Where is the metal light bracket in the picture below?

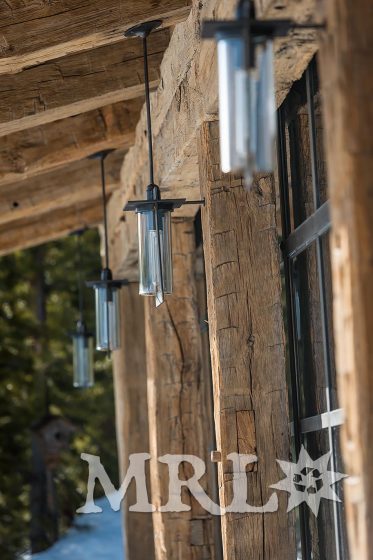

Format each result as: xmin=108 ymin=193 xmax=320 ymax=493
xmin=86 ymin=267 xmax=128 ymax=290
xmin=202 ymin=19 xmax=325 ymax=40
xmin=123 ymin=183 xmax=204 ymax=213
xmin=70 ymin=320 xmax=93 ymax=339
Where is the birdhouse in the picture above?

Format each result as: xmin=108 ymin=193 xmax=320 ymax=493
xmin=32 ymin=415 xmax=76 ymax=469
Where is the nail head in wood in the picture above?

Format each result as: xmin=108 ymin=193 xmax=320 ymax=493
xmin=211 ymin=450 xmax=222 ymax=463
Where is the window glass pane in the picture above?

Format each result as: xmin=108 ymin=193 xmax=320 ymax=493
xmin=292 ymin=242 xmax=327 ymax=417
xmin=311 ymin=61 xmax=329 ymax=207
xmin=332 ymin=427 xmax=350 ymax=560
xmin=302 ymin=429 xmax=346 ymax=560
xmin=301 ymin=428 xmax=349 ymax=560
xmin=320 ymin=233 xmax=339 ymax=410
xmin=282 ymin=75 xmax=315 ymax=230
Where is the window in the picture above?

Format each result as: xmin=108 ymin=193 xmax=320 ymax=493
xmin=277 ymin=58 xmax=349 ymax=560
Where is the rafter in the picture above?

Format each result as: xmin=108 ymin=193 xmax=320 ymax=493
xmin=0 ymin=30 xmax=169 ymax=137
xmin=0 ymin=1 xmax=191 ymax=75
xmin=0 ymin=199 xmax=105 ymax=257
xmin=0 ymin=99 xmax=142 ymax=186
xmin=0 ymin=150 xmax=124 ymax=227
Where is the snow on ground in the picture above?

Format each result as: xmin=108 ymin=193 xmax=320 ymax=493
xmin=27 ymin=497 xmax=124 ymax=559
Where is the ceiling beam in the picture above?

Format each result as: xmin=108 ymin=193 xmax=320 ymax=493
xmin=0 ymin=150 xmax=124 ymax=227
xmin=0 ymin=99 xmax=142 ymax=187
xmin=0 ymin=199 xmax=105 ymax=257
xmin=0 ymin=30 xmax=169 ymax=137
xmin=0 ymin=1 xmax=191 ymax=75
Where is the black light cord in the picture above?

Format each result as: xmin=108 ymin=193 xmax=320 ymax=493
xmin=100 ymin=155 xmax=110 ymax=270
xmin=76 ymin=232 xmax=84 ymax=323
xmin=143 ymin=35 xmax=155 ymax=187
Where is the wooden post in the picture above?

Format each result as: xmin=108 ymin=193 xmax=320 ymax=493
xmin=198 ymin=121 xmax=295 ymax=559
xmin=145 ymin=217 xmax=216 ymax=560
xmin=319 ymin=1 xmax=373 ymax=557
xmin=112 ymin=283 xmax=155 ymax=560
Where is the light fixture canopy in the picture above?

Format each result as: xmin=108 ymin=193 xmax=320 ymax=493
xmin=86 ymin=150 xmax=128 ymax=351
xmin=123 ymin=21 xmax=203 ymax=307
xmin=202 ymin=0 xmax=324 ymax=187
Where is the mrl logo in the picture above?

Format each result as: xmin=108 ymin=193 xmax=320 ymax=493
xmin=77 ymin=446 xmax=347 ymax=517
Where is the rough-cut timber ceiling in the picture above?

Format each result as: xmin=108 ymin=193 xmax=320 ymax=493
xmin=0 ymin=150 xmax=124 ymax=227
xmin=0 ymin=199 xmax=105 ymax=256
xmin=106 ymin=0 xmax=322 ymax=277
xmin=0 ymin=1 xmax=191 ymax=256
xmin=0 ymin=31 xmax=169 ymax=137
xmin=0 ymin=0 xmax=322 ymax=259
xmin=0 ymin=1 xmax=191 ymax=74
xmin=0 ymin=99 xmax=142 ymax=187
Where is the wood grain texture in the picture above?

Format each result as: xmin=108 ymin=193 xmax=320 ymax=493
xmin=0 ymin=198 xmax=104 ymax=256
xmin=0 ymin=150 xmax=124 ymax=226
xmin=145 ymin=218 xmax=216 ymax=560
xmin=319 ymin=0 xmax=373 ymax=558
xmin=0 ymin=30 xmax=169 ymax=137
xmin=198 ymin=120 xmax=295 ymax=559
xmin=0 ymin=1 xmax=191 ymax=74
xmin=0 ymin=99 xmax=142 ymax=187
xmin=112 ymin=284 xmax=155 ymax=560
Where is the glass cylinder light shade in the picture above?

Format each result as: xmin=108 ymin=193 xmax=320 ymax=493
xmin=94 ymin=285 xmax=121 ymax=351
xmin=138 ymin=208 xmax=172 ymax=306
xmin=216 ymin=32 xmax=276 ymax=181
xmin=256 ymin=40 xmax=276 ymax=172
xmin=217 ymin=31 xmax=250 ymax=174
xmin=72 ymin=323 xmax=94 ymax=388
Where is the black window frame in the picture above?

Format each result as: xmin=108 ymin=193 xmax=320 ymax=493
xmin=277 ymin=59 xmax=347 ymax=560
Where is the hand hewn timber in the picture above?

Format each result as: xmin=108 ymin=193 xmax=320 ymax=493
xmin=0 ymin=199 xmax=104 ymax=256
xmin=112 ymin=285 xmax=155 ymax=560
xmin=0 ymin=99 xmax=142 ymax=187
xmin=145 ymin=218 xmax=216 ymax=559
xmin=319 ymin=0 xmax=373 ymax=558
xmin=198 ymin=120 xmax=295 ymax=559
xmin=0 ymin=31 xmax=169 ymax=137
xmin=108 ymin=0 xmax=323 ymax=277
xmin=0 ymin=150 xmax=124 ymax=227
xmin=0 ymin=1 xmax=191 ymax=75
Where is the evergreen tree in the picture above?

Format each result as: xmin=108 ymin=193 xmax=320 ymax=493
xmin=0 ymin=229 xmax=119 ymax=559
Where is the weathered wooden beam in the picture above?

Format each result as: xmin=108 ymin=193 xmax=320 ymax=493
xmin=145 ymin=218 xmax=216 ymax=559
xmin=0 ymin=1 xmax=191 ymax=75
xmin=112 ymin=284 xmax=155 ymax=560
xmin=198 ymin=120 xmax=295 ymax=559
xmin=108 ymin=0 xmax=322 ymax=277
xmin=0 ymin=150 xmax=124 ymax=227
xmin=0 ymin=99 xmax=142 ymax=186
xmin=0 ymin=30 xmax=169 ymax=137
xmin=319 ymin=0 xmax=373 ymax=558
xmin=0 ymin=199 xmax=104 ymax=256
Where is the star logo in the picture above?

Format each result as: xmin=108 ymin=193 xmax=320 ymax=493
xmin=270 ymin=446 xmax=347 ymax=516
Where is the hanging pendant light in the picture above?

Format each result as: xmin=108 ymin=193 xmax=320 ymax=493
xmin=123 ymin=21 xmax=203 ymax=307
xmin=71 ymin=230 xmax=94 ymax=388
xmin=202 ymin=0 xmax=324 ymax=187
xmin=72 ymin=321 xmax=94 ymax=388
xmin=86 ymin=151 xmax=128 ymax=351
